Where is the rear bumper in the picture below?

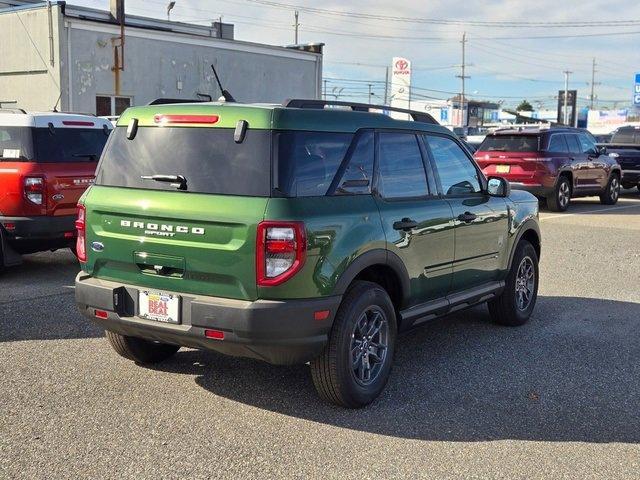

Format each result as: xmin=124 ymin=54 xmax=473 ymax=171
xmin=621 ymin=169 xmax=640 ymax=186
xmin=0 ymin=215 xmax=76 ymax=239
xmin=508 ymin=183 xmax=553 ymax=198
xmin=75 ymin=273 xmax=341 ymax=365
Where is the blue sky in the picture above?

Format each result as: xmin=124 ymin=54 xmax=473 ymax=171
xmin=77 ymin=0 xmax=640 ymax=109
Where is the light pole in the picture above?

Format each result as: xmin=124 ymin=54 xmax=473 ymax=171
xmin=167 ymin=1 xmax=176 ymax=21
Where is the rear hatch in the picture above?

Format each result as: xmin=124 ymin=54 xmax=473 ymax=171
xmin=0 ymin=123 xmax=107 ymax=217
xmin=82 ymin=105 xmax=273 ymax=301
xmin=474 ymin=134 xmax=544 ymax=182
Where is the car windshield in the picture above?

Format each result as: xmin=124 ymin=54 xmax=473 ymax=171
xmin=478 ymin=135 xmax=539 ymax=152
xmin=33 ymin=127 xmax=110 ymax=163
xmin=96 ymin=126 xmax=272 ymax=196
xmin=0 ymin=126 xmax=34 ymax=161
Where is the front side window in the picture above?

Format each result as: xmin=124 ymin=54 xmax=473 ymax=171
xmin=377 ymin=133 xmax=428 ymax=199
xmin=577 ymin=132 xmax=597 ymax=154
xmin=547 ymin=134 xmax=569 ymax=153
xmin=425 ymin=135 xmax=481 ymax=196
xmin=276 ymin=131 xmax=353 ymax=197
xmin=565 ymin=134 xmax=582 ymax=154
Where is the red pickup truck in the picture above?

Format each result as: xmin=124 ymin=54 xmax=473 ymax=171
xmin=0 ymin=110 xmax=112 ymax=269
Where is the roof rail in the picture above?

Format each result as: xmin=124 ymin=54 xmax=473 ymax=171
xmin=283 ymin=99 xmax=439 ymax=125
xmin=0 ymin=107 xmax=27 ymax=114
xmin=147 ymin=98 xmax=208 ymax=105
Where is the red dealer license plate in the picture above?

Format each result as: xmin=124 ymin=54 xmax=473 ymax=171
xmin=139 ymin=291 xmax=181 ymax=324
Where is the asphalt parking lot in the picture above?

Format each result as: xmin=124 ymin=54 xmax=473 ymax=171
xmin=1 ymin=192 xmax=639 ymax=479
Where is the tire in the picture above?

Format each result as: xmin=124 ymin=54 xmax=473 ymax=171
xmin=105 ymin=330 xmax=180 ymax=364
xmin=310 ymin=281 xmax=397 ymax=408
xmin=488 ymin=240 xmax=539 ymax=327
xmin=546 ymin=176 xmax=571 ymax=212
xmin=599 ymin=173 xmax=620 ymax=205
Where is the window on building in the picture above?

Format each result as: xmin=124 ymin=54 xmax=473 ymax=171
xmin=96 ymin=95 xmax=132 ymax=116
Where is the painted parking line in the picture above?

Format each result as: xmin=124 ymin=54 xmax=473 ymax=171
xmin=540 ymin=202 xmax=640 ymax=221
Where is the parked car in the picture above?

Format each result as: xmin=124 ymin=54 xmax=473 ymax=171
xmin=75 ymin=99 xmax=541 ymax=408
xmin=474 ymin=126 xmax=621 ymax=212
xmin=604 ymin=126 xmax=640 ymax=192
xmin=0 ymin=110 xmax=112 ymax=269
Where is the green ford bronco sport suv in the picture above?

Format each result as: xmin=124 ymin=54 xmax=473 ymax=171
xmin=75 ymin=99 xmax=541 ymax=408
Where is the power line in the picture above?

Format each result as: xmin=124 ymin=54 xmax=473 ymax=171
xmin=242 ymin=0 xmax=640 ymax=28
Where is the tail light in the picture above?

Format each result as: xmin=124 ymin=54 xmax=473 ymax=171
xmin=75 ymin=204 xmax=87 ymax=263
xmin=24 ymin=176 xmax=45 ymax=205
xmin=256 ymin=221 xmax=306 ymax=286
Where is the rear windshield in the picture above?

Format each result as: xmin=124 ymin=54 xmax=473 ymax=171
xmin=611 ymin=128 xmax=640 ymax=144
xmin=33 ymin=128 xmax=109 ymax=163
xmin=0 ymin=126 xmax=34 ymax=160
xmin=96 ymin=127 xmax=271 ymax=196
xmin=478 ymin=135 xmax=539 ymax=152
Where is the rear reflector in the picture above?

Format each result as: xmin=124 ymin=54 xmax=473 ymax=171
xmin=314 ymin=310 xmax=330 ymax=321
xmin=154 ymin=114 xmax=220 ymax=125
xmin=94 ymin=309 xmax=108 ymax=319
xmin=2 ymin=222 xmax=15 ymax=232
xmin=64 ymin=231 xmax=75 ymax=238
xmin=63 ymin=120 xmax=95 ymax=126
xmin=204 ymin=329 xmax=225 ymax=340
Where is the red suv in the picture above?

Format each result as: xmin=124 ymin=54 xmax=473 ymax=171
xmin=0 ymin=110 xmax=112 ymax=269
xmin=474 ymin=126 xmax=621 ymax=212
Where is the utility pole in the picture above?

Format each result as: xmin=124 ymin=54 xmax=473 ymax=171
xmin=563 ymin=70 xmax=572 ymax=125
xmin=323 ymin=79 xmax=327 ymax=100
xmin=293 ymin=10 xmax=299 ymax=44
xmin=383 ymin=66 xmax=389 ymax=106
xmin=589 ymin=58 xmax=598 ymax=110
xmin=455 ymin=32 xmax=470 ymax=127
xmin=368 ymin=83 xmax=373 ymax=102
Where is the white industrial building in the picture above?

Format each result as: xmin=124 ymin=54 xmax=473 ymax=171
xmin=0 ymin=0 xmax=323 ymax=115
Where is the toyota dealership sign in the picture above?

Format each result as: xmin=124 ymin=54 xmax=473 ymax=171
xmin=390 ymin=57 xmax=412 ymax=119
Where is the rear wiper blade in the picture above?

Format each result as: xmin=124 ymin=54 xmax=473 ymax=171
xmin=141 ymin=174 xmax=188 ymax=190
xmin=72 ymin=153 xmax=99 ymax=160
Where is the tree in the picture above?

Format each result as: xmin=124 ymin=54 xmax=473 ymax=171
xmin=516 ymin=100 xmax=534 ymax=112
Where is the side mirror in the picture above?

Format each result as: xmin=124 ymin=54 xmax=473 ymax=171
xmin=596 ymin=145 xmax=607 ymax=155
xmin=487 ymin=176 xmax=510 ymax=197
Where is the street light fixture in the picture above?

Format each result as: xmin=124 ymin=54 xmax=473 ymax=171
xmin=167 ymin=1 xmax=176 ymax=21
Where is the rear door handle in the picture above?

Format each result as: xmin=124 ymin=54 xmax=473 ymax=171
xmin=457 ymin=212 xmax=477 ymax=223
xmin=393 ymin=218 xmax=418 ymax=231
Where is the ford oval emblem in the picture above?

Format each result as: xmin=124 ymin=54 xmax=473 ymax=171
xmin=91 ymin=241 xmax=104 ymax=252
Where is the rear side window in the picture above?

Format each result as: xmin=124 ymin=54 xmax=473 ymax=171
xmin=96 ymin=127 xmax=271 ymax=196
xmin=334 ymin=132 xmax=374 ymax=195
xmin=276 ymin=131 xmax=353 ymax=197
xmin=33 ymin=128 xmax=109 ymax=163
xmin=547 ymin=134 xmax=569 ymax=153
xmin=0 ymin=127 xmax=34 ymax=160
xmin=611 ymin=128 xmax=639 ymax=144
xmin=478 ymin=135 xmax=539 ymax=152
xmin=377 ymin=133 xmax=428 ymax=199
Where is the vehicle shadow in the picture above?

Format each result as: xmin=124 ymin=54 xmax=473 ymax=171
xmin=153 ymin=295 xmax=640 ymax=443
xmin=0 ymin=250 xmax=102 ymax=342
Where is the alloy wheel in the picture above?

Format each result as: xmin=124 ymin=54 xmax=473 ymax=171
xmin=350 ymin=306 xmax=389 ymax=386
xmin=558 ymin=181 xmax=570 ymax=209
xmin=515 ymin=256 xmax=535 ymax=311
xmin=610 ymin=177 xmax=620 ymax=202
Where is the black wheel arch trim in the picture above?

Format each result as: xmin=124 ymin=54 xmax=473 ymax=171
xmin=507 ymin=220 xmax=541 ymax=271
xmin=332 ymin=249 xmax=411 ymax=307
